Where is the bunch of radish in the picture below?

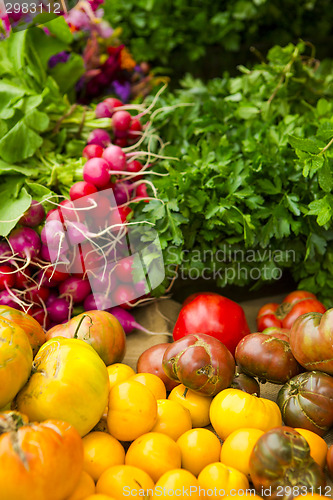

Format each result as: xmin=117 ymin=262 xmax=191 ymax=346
xmin=0 ymin=96 xmax=159 ymax=333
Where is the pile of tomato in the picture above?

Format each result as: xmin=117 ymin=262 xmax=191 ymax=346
xmin=0 ymin=289 xmax=332 ymax=500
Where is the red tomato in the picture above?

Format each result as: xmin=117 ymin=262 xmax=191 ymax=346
xmin=137 ymin=343 xmax=179 ymax=392
xmin=256 ymin=290 xmax=326 ymax=331
xmin=173 ymin=292 xmax=250 ymax=355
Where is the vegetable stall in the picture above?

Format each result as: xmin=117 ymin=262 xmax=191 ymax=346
xmin=0 ymin=1 xmax=333 ymax=499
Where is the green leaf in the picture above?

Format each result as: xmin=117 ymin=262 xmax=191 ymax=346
xmin=318 ymin=161 xmax=333 ymax=193
xmin=49 ymin=54 xmax=85 ymax=94
xmin=236 ymin=106 xmax=259 ymax=120
xmin=0 ymin=120 xmax=43 ymax=162
xmin=0 ymin=177 xmax=32 ymax=236
xmin=8 ymin=30 xmax=27 ymax=73
xmin=24 ymin=109 xmax=50 ymax=132
xmin=0 ymin=81 xmax=27 ymax=120
xmin=288 ymin=135 xmax=321 ymax=154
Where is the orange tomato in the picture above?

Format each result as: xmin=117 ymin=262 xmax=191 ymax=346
xmin=220 ymin=428 xmax=265 ymax=477
xmin=151 ymin=399 xmax=192 ymax=440
xmin=125 ymin=432 xmax=181 ymax=482
xmin=176 ymin=428 xmax=221 ymax=476
xmin=84 ymin=496 xmax=117 ymax=500
xmin=96 ymin=465 xmax=154 ymax=500
xmin=0 ymin=305 xmax=45 ymax=356
xmin=83 ymin=431 xmax=125 ymax=482
xmin=294 ymin=496 xmax=327 ymax=500
xmin=168 ymin=384 xmax=212 ymax=427
xmin=107 ymin=380 xmax=157 ymax=441
xmin=128 ymin=373 xmax=167 ymax=399
xmin=198 ymin=462 xmax=249 ymax=500
xmin=67 ymin=471 xmax=95 ymax=500
xmin=0 ymin=317 xmax=33 ymax=408
xmin=154 ymin=469 xmax=200 ymax=500
xmin=294 ymin=428 xmax=328 ymax=468
xmin=0 ymin=412 xmax=83 ymax=500
xmin=107 ymin=364 xmax=135 ymax=391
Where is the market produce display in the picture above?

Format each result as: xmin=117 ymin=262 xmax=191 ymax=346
xmin=1 ymin=2 xmax=333 ymax=499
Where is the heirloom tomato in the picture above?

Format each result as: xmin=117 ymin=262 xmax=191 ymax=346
xmin=277 ymin=371 xmax=333 ymax=436
xmin=289 ymin=309 xmax=333 ymax=374
xmin=210 ymin=388 xmax=282 ymax=440
xmin=0 ymin=305 xmax=45 ymax=355
xmin=249 ymin=427 xmax=326 ymax=499
xmin=198 ymin=463 xmax=249 ymax=500
xmin=173 ymin=292 xmax=250 ymax=355
xmin=137 ymin=343 xmax=179 ymax=391
xmin=294 ymin=428 xmax=327 ymax=468
xmin=256 ymin=290 xmax=326 ymax=331
xmin=231 ymin=371 xmax=260 ymax=396
xmin=151 ymin=399 xmax=192 ymax=441
xmin=67 ymin=471 xmax=95 ymax=500
xmin=107 ymin=363 xmax=135 ymax=391
xmin=46 ymin=310 xmax=126 ymax=366
xmin=128 ymin=373 xmax=167 ymax=400
xmin=0 ymin=411 xmax=83 ymax=500
xmin=16 ymin=337 xmax=109 ymax=436
xmin=0 ymin=317 xmax=33 ymax=408
xmin=176 ymin=428 xmax=221 ymax=476
xmin=163 ymin=333 xmax=235 ymax=396
xmin=154 ymin=469 xmax=200 ymax=500
xmin=220 ymin=428 xmax=265 ymax=477
xmin=327 ymin=445 xmax=333 ymax=479
xmin=96 ymin=465 xmax=154 ymax=499
xmin=82 ymin=431 xmax=125 ymax=482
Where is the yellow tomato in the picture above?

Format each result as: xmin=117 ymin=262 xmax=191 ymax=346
xmin=155 ymin=469 xmax=200 ymax=500
xmin=16 ymin=338 xmax=109 ymax=437
xmin=151 ymin=399 xmax=192 ymax=440
xmin=83 ymin=431 xmax=125 ymax=482
xmin=96 ymin=465 xmax=154 ymax=500
xmin=128 ymin=373 xmax=167 ymax=400
xmin=220 ymin=428 xmax=265 ymax=477
xmin=224 ymin=495 xmax=262 ymax=500
xmin=168 ymin=385 xmax=212 ymax=427
xmin=107 ymin=380 xmax=157 ymax=441
xmin=210 ymin=388 xmax=282 ymax=440
xmin=125 ymin=432 xmax=181 ymax=482
xmin=176 ymin=428 xmax=221 ymax=477
xmin=198 ymin=462 xmax=249 ymax=500
xmin=0 ymin=318 xmax=33 ymax=408
xmin=294 ymin=428 xmax=328 ymax=468
xmin=67 ymin=471 xmax=95 ymax=500
xmin=107 ymin=364 xmax=135 ymax=391
xmin=294 ymin=495 xmax=326 ymax=500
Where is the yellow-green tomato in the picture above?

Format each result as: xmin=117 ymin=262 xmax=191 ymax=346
xmin=0 ymin=317 xmax=33 ymax=408
xmin=16 ymin=337 xmax=109 ymax=436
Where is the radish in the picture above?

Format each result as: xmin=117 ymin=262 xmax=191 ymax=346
xmin=87 ymin=129 xmax=111 ymax=148
xmin=70 ymin=181 xmax=98 ymax=201
xmin=30 ymin=307 xmax=50 ymax=329
xmin=103 ymin=97 xmax=123 ymax=114
xmin=86 ymin=194 xmax=110 ymax=219
xmin=126 ymin=160 xmax=143 ymax=180
xmin=59 ymin=200 xmax=82 ymax=223
xmin=25 ymin=285 xmax=50 ymax=305
xmin=66 ymin=221 xmax=88 ymax=245
xmin=41 ymin=220 xmax=68 ymax=251
xmin=59 ymin=276 xmax=91 ymax=304
xmin=9 ymin=227 xmax=41 ymax=261
xmin=15 ymin=268 xmax=31 ymax=289
xmin=128 ymin=119 xmax=142 ymax=141
xmin=83 ymin=292 xmax=112 ymax=311
xmin=0 ymin=265 xmax=16 ymax=290
xmin=46 ymin=209 xmax=62 ymax=223
xmin=46 ymin=290 xmax=58 ymax=306
xmin=95 ymin=101 xmax=113 ymax=119
xmin=0 ymin=241 xmax=11 ymax=259
xmin=0 ymin=290 xmax=21 ymax=309
xmin=113 ymin=257 xmax=134 ymax=283
xmin=114 ymin=137 xmax=128 ymax=148
xmin=112 ymin=283 xmax=136 ymax=306
xmin=112 ymin=110 xmax=132 ymax=135
xmin=108 ymin=306 xmax=167 ymax=336
xmin=83 ymin=158 xmax=111 ymax=189
xmin=102 ymin=145 xmax=127 ymax=171
xmin=118 ymin=206 xmax=132 ymax=223
xmin=136 ymin=183 xmax=148 ymax=198
xmin=47 ymin=297 xmax=72 ymax=322
xmin=19 ymin=200 xmax=45 ymax=228
xmin=82 ymin=144 xmax=104 ymax=159
xmin=113 ymin=182 xmax=132 ymax=205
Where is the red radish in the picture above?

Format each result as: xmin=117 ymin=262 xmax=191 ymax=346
xmin=66 ymin=221 xmax=88 ymax=245
xmin=87 ymin=129 xmax=111 ymax=148
xmin=88 ymin=195 xmax=110 ymax=219
xmin=108 ymin=209 xmax=123 ymax=233
xmin=59 ymin=200 xmax=83 ymax=223
xmin=68 ymin=242 xmax=101 ymax=276
xmin=37 ymin=271 xmax=62 ymax=289
xmin=0 ymin=290 xmax=21 ymax=309
xmin=83 ymin=292 xmax=112 ymax=311
xmin=126 ymin=160 xmax=143 ymax=180
xmin=95 ymin=101 xmax=113 ymax=119
xmin=0 ymin=265 xmax=16 ymax=290
xmin=19 ymin=200 xmax=45 ymax=227
xmin=15 ymin=267 xmax=31 ymax=289
xmin=39 ymin=265 xmax=69 ymax=285
xmin=47 ymin=297 xmax=72 ymax=322
xmin=25 ymin=285 xmax=50 ymax=305
xmin=46 ymin=209 xmax=62 ymax=223
xmin=70 ymin=181 xmax=98 ymax=201
xmin=9 ymin=227 xmax=41 ymax=261
xmin=46 ymin=289 xmax=58 ymax=306
xmin=0 ymin=241 xmax=11 ymax=260
xmin=30 ymin=307 xmax=50 ymax=329
xmin=103 ymin=97 xmax=123 ymax=114
xmin=112 ymin=283 xmax=136 ymax=306
xmin=108 ymin=306 xmax=160 ymax=336
xmin=112 ymin=110 xmax=131 ymax=134
xmin=113 ymin=182 xmax=132 ymax=205
xmin=59 ymin=276 xmax=91 ymax=304
xmin=41 ymin=220 xmax=68 ymax=251
xmin=102 ymin=145 xmax=127 ymax=171
xmin=118 ymin=206 xmax=132 ymax=223
xmin=82 ymin=144 xmax=104 ymax=160
xmin=128 ymin=119 xmax=142 ymax=141
xmin=114 ymin=137 xmax=128 ymax=148
xmin=83 ymin=158 xmax=111 ymax=189
xmin=99 ymin=180 xmax=115 ymax=191
xmin=173 ymin=292 xmax=250 ymax=356
xmin=40 ymin=244 xmax=69 ymax=265
xmin=136 ymin=183 xmax=148 ymax=198
xmin=114 ymin=258 xmax=134 ymax=283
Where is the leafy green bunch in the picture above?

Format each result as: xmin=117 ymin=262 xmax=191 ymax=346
xmin=136 ymin=43 xmax=333 ymax=303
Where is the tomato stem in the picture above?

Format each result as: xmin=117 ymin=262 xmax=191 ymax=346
xmin=73 ymin=314 xmax=93 ymax=339
xmin=183 ymin=387 xmax=189 ymax=398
